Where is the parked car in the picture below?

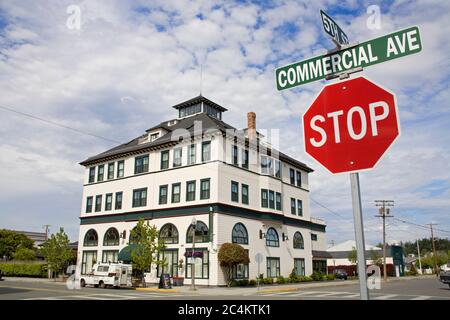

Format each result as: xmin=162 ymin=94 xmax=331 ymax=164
xmin=333 ymin=269 xmax=348 ymax=280
xmin=439 ymin=271 xmax=450 ymax=288
xmin=80 ymin=263 xmax=132 ymax=289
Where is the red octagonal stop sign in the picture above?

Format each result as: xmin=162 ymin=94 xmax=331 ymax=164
xmin=302 ymin=77 xmax=400 ymax=174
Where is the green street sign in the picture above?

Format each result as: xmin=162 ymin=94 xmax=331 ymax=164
xmin=276 ymin=26 xmax=422 ymax=91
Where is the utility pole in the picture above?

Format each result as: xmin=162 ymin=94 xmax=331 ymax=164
xmin=416 ymin=238 xmax=422 ymax=274
xmin=427 ymin=223 xmax=439 ymax=276
xmin=375 ymin=200 xmax=394 ymax=281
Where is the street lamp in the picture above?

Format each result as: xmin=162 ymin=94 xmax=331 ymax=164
xmin=190 ymin=217 xmax=197 ymax=291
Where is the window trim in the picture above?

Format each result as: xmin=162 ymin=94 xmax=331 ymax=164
xmin=134 ymin=154 xmax=149 ymax=174
xmin=159 ymin=185 xmax=168 ymax=205
xmin=159 ymin=223 xmax=179 ymax=244
xmin=105 ymin=193 xmax=113 ymax=211
xmin=188 ymin=143 xmax=196 ymax=165
xmin=201 ymin=141 xmax=211 ymax=162
xmin=160 ymin=150 xmax=169 ymax=170
xmin=297 ymin=199 xmax=303 ymax=216
xmin=95 ymin=195 xmax=102 ymax=212
xmin=115 ymin=192 xmax=123 ymax=210
xmin=185 ymin=247 xmax=209 ymax=279
xmin=293 ymin=231 xmax=305 ymax=249
xmin=132 ymin=187 xmax=148 ymax=208
xmin=173 ymin=147 xmax=182 ymax=167
xmin=89 ymin=167 xmax=95 ymax=183
xmin=268 ymin=190 xmax=275 ymax=209
xmin=290 ymin=198 xmax=296 ymax=215
xmin=107 ymin=162 xmax=114 ymax=180
xmin=241 ymin=184 xmax=249 ymax=205
xmin=232 ymin=223 xmax=249 ymax=245
xmin=97 ymin=165 xmax=104 ymax=182
xmin=171 ymin=183 xmax=181 ymax=203
xmin=265 ymin=227 xmax=279 ymax=247
xmin=261 ymin=189 xmax=268 ymax=208
xmin=200 ymin=178 xmax=210 ymax=200
xmin=275 ymin=192 xmax=282 ymax=211
xmin=266 ymin=257 xmax=281 ymax=278
xmin=231 ymin=181 xmax=239 ymax=202
xmin=186 ymin=180 xmax=196 ymax=202
xmin=117 ymin=160 xmax=124 ymax=178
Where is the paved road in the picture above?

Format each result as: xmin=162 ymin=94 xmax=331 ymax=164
xmin=0 ymin=277 xmax=449 ymax=300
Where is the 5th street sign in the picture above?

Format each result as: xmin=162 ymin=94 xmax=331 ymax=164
xmin=320 ymin=10 xmax=349 ymax=45
xmin=276 ymin=26 xmax=422 ymax=91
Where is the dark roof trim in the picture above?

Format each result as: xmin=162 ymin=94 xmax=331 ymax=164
xmin=80 ymin=203 xmax=326 ymax=232
xmin=171 ymin=95 xmax=228 ymax=112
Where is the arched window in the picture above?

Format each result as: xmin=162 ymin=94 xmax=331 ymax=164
xmin=186 ymin=221 xmax=209 ymax=243
xmin=232 ymin=223 xmax=248 ymax=244
xmin=103 ymin=228 xmax=119 ymax=246
xmin=160 ymin=224 xmax=179 ymax=244
xmin=129 ymin=226 xmax=140 ymax=244
xmin=265 ymin=228 xmax=279 ymax=247
xmin=293 ymin=232 xmax=304 ymax=249
xmin=84 ymin=229 xmax=98 ymax=247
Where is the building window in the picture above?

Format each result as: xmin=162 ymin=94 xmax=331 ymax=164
xmin=296 ymin=171 xmax=302 ymax=187
xmin=232 ymin=249 xmax=249 ymax=279
xmin=97 ymin=165 xmax=104 ymax=182
xmin=311 ymin=233 xmax=318 ymax=241
xmin=293 ymin=232 xmax=304 ymax=249
xmin=266 ymin=257 xmax=280 ymax=278
xmin=150 ymin=133 xmax=159 ymax=142
xmin=83 ymin=229 xmax=98 ymax=247
xmin=86 ymin=196 xmax=93 ymax=213
xmin=268 ymin=190 xmax=275 ymax=209
xmin=232 ymin=145 xmax=238 ymax=165
xmin=186 ymin=221 xmax=209 ymax=243
xmin=261 ymin=189 xmax=268 ymax=208
xmin=294 ymin=258 xmax=305 ymax=276
xmin=242 ymin=184 xmax=249 ymax=205
xmin=158 ymin=249 xmax=178 ymax=277
xmin=266 ymin=228 xmax=279 ymax=247
xmin=161 ymin=150 xmax=169 ymax=170
xmin=81 ymin=251 xmax=97 ymax=274
xmin=134 ymin=155 xmax=149 ymax=174
xmin=231 ymin=181 xmax=239 ymax=202
xmin=242 ymin=149 xmax=249 ymax=169
xmin=275 ymin=192 xmax=282 ymax=211
xmin=159 ymin=185 xmax=168 ymax=204
xmin=89 ymin=167 xmax=95 ymax=183
xmin=290 ymin=198 xmax=296 ymax=215
xmin=202 ymin=141 xmax=211 ymax=162
xmin=159 ymin=224 xmax=179 ymax=244
xmin=188 ymin=144 xmax=196 ymax=165
xmin=297 ymin=199 xmax=303 ymax=216
xmin=200 ymin=179 xmax=210 ymax=200
xmin=117 ymin=160 xmax=124 ymax=178
xmin=132 ymin=188 xmax=147 ymax=207
xmin=107 ymin=163 xmax=114 ymax=180
xmin=173 ymin=147 xmax=182 ymax=167
xmin=275 ymin=160 xmax=281 ymax=178
xmin=313 ymin=260 xmax=327 ymax=274
xmin=232 ymin=223 xmax=248 ymax=245
xmin=179 ymin=103 xmax=202 ymax=118
xmin=171 ymin=183 xmax=181 ymax=203
xmin=260 ymin=156 xmax=268 ymax=174
xmin=105 ymin=193 xmax=113 ymax=211
xmin=103 ymin=228 xmax=119 ymax=246
xmin=186 ymin=180 xmax=196 ymax=201
xmin=95 ymin=195 xmax=102 ymax=212
xmin=290 ymin=169 xmax=295 ymax=185
xmin=185 ymin=248 xmax=209 ymax=279
xmin=102 ymin=250 xmax=118 ymax=263
xmin=115 ymin=192 xmax=123 ymax=210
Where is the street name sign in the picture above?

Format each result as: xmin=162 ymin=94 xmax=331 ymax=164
xmin=320 ymin=10 xmax=349 ymax=45
xmin=302 ymin=77 xmax=399 ymax=174
xmin=276 ymin=26 xmax=422 ymax=90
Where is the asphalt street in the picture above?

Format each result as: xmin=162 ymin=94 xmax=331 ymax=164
xmin=0 ymin=277 xmax=449 ymax=300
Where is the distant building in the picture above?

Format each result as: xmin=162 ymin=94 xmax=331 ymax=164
xmin=326 ymin=240 xmax=405 ymax=277
xmin=14 ymin=230 xmax=47 ymax=247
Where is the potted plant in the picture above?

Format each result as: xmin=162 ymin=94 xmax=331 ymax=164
xmin=172 ymin=259 xmax=184 ymax=286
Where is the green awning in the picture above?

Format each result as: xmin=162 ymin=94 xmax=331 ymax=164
xmin=118 ymin=244 xmax=138 ymax=262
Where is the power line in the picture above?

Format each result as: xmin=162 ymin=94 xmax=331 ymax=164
xmin=0 ymin=104 xmax=120 ymax=144
xmin=393 ymin=217 xmax=450 ymax=235
xmin=310 ymin=197 xmax=348 ymax=220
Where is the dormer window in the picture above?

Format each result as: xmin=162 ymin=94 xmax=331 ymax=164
xmin=179 ymin=103 xmax=202 ymax=118
xmin=173 ymin=96 xmax=228 ymax=120
xmin=150 ymin=133 xmax=159 ymax=142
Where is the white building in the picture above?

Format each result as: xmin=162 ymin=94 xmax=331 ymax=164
xmin=76 ymin=95 xmax=327 ymax=286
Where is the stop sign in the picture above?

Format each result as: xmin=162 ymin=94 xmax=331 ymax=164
xmin=302 ymin=77 xmax=400 ymax=174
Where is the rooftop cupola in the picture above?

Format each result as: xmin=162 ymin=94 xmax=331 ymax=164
xmin=172 ymin=95 xmax=228 ymax=120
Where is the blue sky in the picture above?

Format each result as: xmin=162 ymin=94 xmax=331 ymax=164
xmin=0 ymin=0 xmax=449 ymax=245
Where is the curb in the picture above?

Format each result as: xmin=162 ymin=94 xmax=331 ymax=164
xmin=135 ymin=287 xmax=179 ymax=293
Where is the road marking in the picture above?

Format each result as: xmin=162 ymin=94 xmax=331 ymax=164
xmin=372 ymin=294 xmax=399 ymax=300
xmin=410 ymin=295 xmax=432 ymax=300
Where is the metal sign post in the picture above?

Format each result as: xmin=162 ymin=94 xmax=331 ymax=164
xmin=350 ymin=172 xmax=369 ymax=300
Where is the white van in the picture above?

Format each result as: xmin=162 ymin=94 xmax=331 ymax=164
xmin=80 ymin=263 xmax=132 ymax=288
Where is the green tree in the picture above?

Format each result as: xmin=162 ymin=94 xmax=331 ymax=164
xmin=348 ymin=247 xmax=357 ymax=265
xmin=0 ymin=229 xmax=34 ymax=260
xmin=370 ymin=249 xmax=383 ymax=266
xmin=12 ymin=247 xmax=36 ymax=261
xmin=218 ymin=243 xmax=250 ymax=286
xmin=130 ymin=219 xmax=165 ymax=287
xmin=40 ymin=228 xmax=72 ymax=278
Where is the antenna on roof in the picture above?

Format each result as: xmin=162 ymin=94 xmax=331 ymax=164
xmin=199 ymin=63 xmax=203 ymax=96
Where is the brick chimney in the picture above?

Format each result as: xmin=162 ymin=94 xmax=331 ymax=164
xmin=247 ymin=112 xmax=256 ymax=140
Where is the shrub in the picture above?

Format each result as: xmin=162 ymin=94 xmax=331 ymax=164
xmin=298 ymin=275 xmax=313 ymax=282
xmin=229 ymin=280 xmax=239 ymax=287
xmin=263 ymin=277 xmax=274 ymax=284
xmin=276 ymin=276 xmax=287 ymax=284
xmin=311 ymin=271 xmax=325 ymax=281
xmin=0 ymin=261 xmax=47 ymax=277
xmin=326 ymin=274 xmax=336 ymax=281
xmin=12 ymin=248 xmax=37 ymax=261
xmin=248 ymin=279 xmax=256 ymax=286
xmin=238 ymin=279 xmax=249 ymax=286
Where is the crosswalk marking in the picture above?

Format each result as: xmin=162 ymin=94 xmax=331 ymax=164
xmin=410 ymin=295 xmax=432 ymax=300
xmin=371 ymin=294 xmax=399 ymax=300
